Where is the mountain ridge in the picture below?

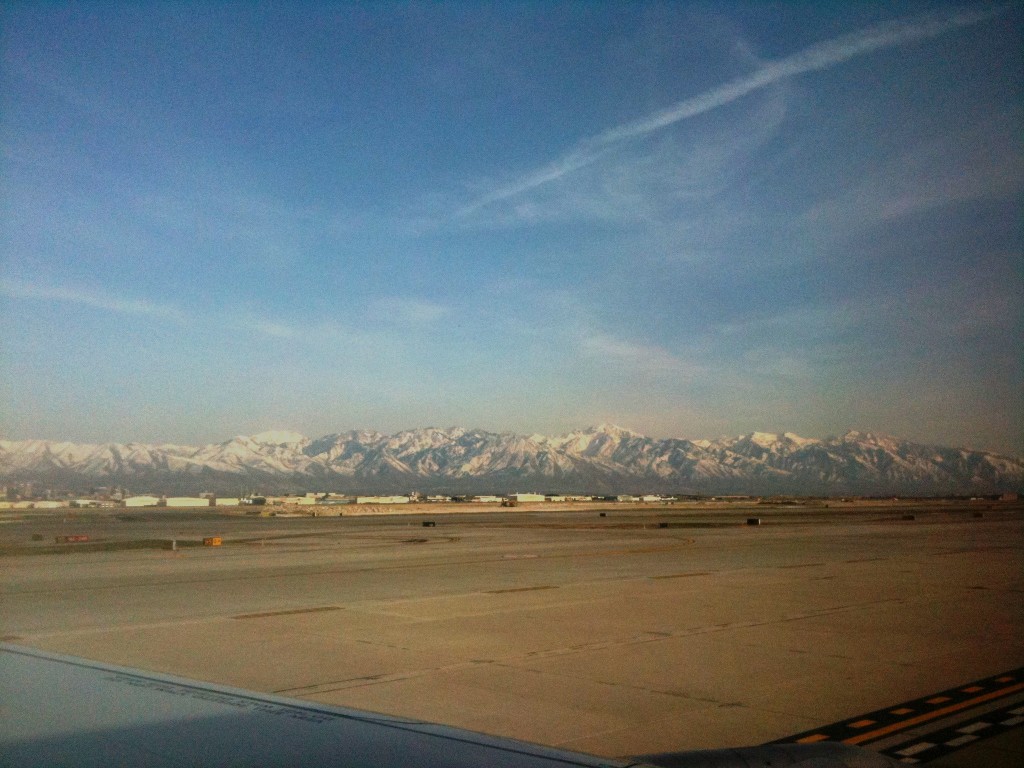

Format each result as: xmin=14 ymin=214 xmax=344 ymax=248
xmin=1 ymin=426 xmax=1021 ymax=496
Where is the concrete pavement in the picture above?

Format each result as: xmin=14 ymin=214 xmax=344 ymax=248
xmin=2 ymin=504 xmax=1021 ymax=763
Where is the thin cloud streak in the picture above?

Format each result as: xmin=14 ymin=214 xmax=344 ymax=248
xmin=580 ymin=333 xmax=696 ymax=375
xmin=371 ymin=297 xmax=451 ymax=325
xmin=0 ymin=278 xmax=386 ymax=346
xmin=0 ymin=279 xmax=288 ymax=340
xmin=0 ymin=278 xmax=188 ymax=322
xmin=238 ymin=319 xmax=298 ymax=339
xmin=459 ymin=5 xmax=1007 ymax=216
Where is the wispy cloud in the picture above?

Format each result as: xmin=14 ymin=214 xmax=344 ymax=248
xmin=0 ymin=278 xmax=365 ymax=343
xmin=236 ymin=318 xmax=299 ymax=339
xmin=133 ymin=189 xmax=331 ymax=271
xmin=580 ymin=332 xmax=696 ymax=374
xmin=480 ymin=87 xmax=789 ymax=227
xmin=0 ymin=278 xmax=188 ymax=322
xmin=476 ymin=286 xmax=694 ymax=375
xmin=802 ymin=109 xmax=1024 ymax=232
xmin=458 ymin=5 xmax=1006 ymax=217
xmin=371 ymin=297 xmax=451 ymax=326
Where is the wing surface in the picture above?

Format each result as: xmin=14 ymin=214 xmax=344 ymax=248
xmin=0 ymin=643 xmax=896 ymax=767
xmin=0 ymin=643 xmax=637 ymax=768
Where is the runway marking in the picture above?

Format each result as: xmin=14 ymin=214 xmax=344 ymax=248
xmin=845 ymin=682 xmax=1024 ymax=745
xmin=944 ymin=734 xmax=977 ymax=747
xmin=232 ymin=606 xmax=342 ymax=620
xmin=795 ymin=733 xmax=830 ymax=744
xmin=773 ymin=666 xmax=1024 ymax=761
xmin=955 ymin=721 xmax=991 ymax=733
xmin=895 ymin=742 xmax=935 ymax=757
xmin=881 ymin=703 xmax=1024 ymax=764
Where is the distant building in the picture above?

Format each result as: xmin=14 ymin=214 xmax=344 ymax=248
xmin=317 ymin=497 xmax=354 ymax=505
xmin=33 ymin=500 xmax=63 ymax=509
xmin=165 ymin=497 xmax=211 ymax=508
xmin=507 ymin=493 xmax=544 ymax=503
xmin=214 ymin=498 xmax=240 ymax=507
xmin=355 ymin=496 xmax=410 ymax=504
xmin=263 ymin=495 xmax=317 ymax=506
xmin=471 ymin=495 xmax=503 ymax=503
xmin=124 ymin=495 xmax=161 ymax=508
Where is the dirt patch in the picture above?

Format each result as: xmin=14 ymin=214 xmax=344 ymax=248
xmin=0 ymin=538 xmax=205 ymax=556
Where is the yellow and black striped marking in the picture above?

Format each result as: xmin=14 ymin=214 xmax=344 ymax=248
xmin=771 ymin=667 xmax=1024 ymax=763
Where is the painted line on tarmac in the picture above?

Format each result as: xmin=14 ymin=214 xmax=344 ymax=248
xmin=879 ymin=702 xmax=1024 ymax=764
xmin=772 ymin=666 xmax=1024 ymax=763
xmin=843 ymin=682 xmax=1024 ymax=745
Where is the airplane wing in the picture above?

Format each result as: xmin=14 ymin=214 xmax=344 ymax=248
xmin=0 ymin=643 xmax=895 ymax=767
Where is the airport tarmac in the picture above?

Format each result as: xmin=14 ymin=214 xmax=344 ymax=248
xmin=1 ymin=502 xmax=1021 ymax=764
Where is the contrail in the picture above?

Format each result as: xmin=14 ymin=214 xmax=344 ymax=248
xmin=459 ymin=5 xmax=1007 ymax=216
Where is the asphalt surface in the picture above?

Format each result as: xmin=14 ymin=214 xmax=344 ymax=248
xmin=1 ymin=502 xmax=1021 ymax=764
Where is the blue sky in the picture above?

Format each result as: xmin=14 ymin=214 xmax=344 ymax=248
xmin=1 ymin=2 xmax=1021 ymax=455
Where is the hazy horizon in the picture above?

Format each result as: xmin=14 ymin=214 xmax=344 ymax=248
xmin=2 ymin=3 xmax=1021 ymax=456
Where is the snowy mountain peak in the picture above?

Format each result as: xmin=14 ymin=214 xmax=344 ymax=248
xmin=783 ymin=432 xmax=818 ymax=447
xmin=841 ymin=430 xmax=899 ymax=448
xmin=1 ymin=426 xmax=1020 ymax=495
xmin=588 ymin=423 xmax=641 ymax=438
xmin=741 ymin=431 xmax=817 ymax=449
xmin=748 ymin=431 xmax=781 ymax=448
xmin=249 ymin=430 xmax=308 ymax=446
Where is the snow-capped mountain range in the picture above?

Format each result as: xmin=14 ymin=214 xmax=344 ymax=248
xmin=1 ymin=425 xmax=1021 ymax=496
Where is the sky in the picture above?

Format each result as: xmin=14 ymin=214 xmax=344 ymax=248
xmin=1 ymin=2 xmax=1021 ymax=455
